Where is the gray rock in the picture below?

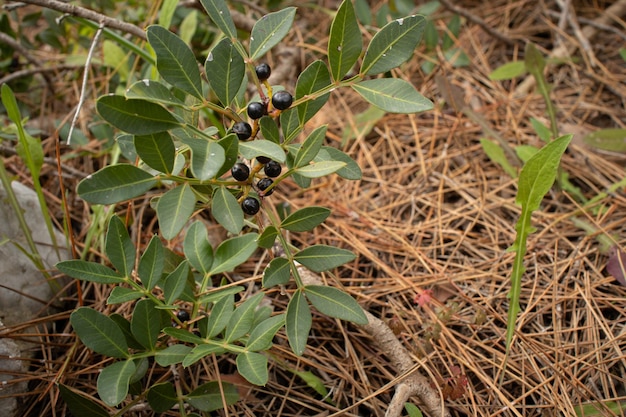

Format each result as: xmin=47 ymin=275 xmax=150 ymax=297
xmin=0 ymin=181 xmax=69 ymax=416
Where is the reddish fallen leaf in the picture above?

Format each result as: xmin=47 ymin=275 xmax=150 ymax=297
xmin=413 ymin=289 xmax=434 ymax=307
xmin=606 ymin=246 xmax=626 ymax=287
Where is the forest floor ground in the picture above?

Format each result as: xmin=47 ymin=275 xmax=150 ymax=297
xmin=2 ymin=0 xmax=626 ymax=416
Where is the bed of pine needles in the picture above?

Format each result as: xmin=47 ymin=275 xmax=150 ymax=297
xmin=1 ymin=0 xmax=626 ymax=416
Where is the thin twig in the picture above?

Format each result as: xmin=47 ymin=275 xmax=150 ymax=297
xmin=297 ymin=266 xmax=451 ymax=417
xmin=438 ymin=0 xmax=518 ymax=46
xmin=14 ymin=0 xmax=146 ymax=40
xmin=67 ymin=22 xmax=104 ymax=146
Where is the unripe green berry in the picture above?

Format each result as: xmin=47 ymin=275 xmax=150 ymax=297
xmin=241 ymin=196 xmax=260 ymax=215
xmin=231 ymin=162 xmax=250 ymax=181
xmin=272 ymin=91 xmax=293 ymax=111
xmin=255 ymin=63 xmax=271 ymax=81
xmin=247 ymin=102 xmax=266 ymax=120
xmin=257 ymin=177 xmax=274 ymax=196
xmin=232 ymin=121 xmax=252 ymax=140
xmin=263 ymin=160 xmax=281 ymax=178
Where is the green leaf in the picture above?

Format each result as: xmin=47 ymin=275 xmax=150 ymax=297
xmin=250 ymin=7 xmax=297 ymax=60
xmin=352 ymin=78 xmax=433 ymax=113
xmin=70 ymin=307 xmax=129 ymax=358
xmin=247 ymin=314 xmax=285 ymax=351
xmin=263 ymin=257 xmax=291 ymax=288
xmin=209 ymin=233 xmax=259 ymax=275
xmin=294 ymin=125 xmax=327 ymax=168
xmin=180 ymin=10 xmax=198 ymax=44
xmin=182 ymin=344 xmax=227 ymax=367
xmin=97 ymin=95 xmax=180 ymax=135
xmin=515 ymin=144 xmax=539 ymax=163
xmin=206 ymin=38 xmax=245 ymax=106
xmin=259 ymin=116 xmax=281 ymax=144
xmin=109 ymin=314 xmax=144 ymax=350
xmin=257 ymin=225 xmax=279 ymax=249
xmin=341 ymin=105 xmax=386 ymax=144
xmin=163 ymin=327 xmax=204 ymax=344
xmin=480 ymin=138 xmax=517 ymax=178
xmin=158 ymin=0 xmax=177 ymax=28
xmin=280 ymin=108 xmax=302 ymax=143
xmin=583 ymin=128 xmax=626 ymax=153
xmin=295 ymin=60 xmax=332 ymax=125
xmin=442 ymin=13 xmax=460 ymax=50
xmin=199 ymin=0 xmax=237 ymax=40
xmin=204 ymin=293 xmax=233 ymax=338
xmin=131 ymin=299 xmax=165 ymax=350
xmin=126 ymin=79 xmax=184 ymax=107
xmin=77 ymin=164 xmax=157 ymax=205
xmin=147 ymin=25 xmax=203 ymax=99
xmin=294 ymin=244 xmax=356 ymax=272
xmin=305 ymin=285 xmax=367 ymax=324
xmin=361 ymin=15 xmax=426 ymax=75
xmin=58 ymin=384 xmax=110 ymax=417
xmin=107 ymin=287 xmax=144 ymax=304
xmin=155 ymin=344 xmax=193 ymax=366
xmin=216 ymin=133 xmax=239 ymax=177
xmin=328 ymin=0 xmax=362 ymax=81
xmin=56 ymin=260 xmax=124 ymax=284
xmin=2 ymin=84 xmax=43 ymax=178
xmin=506 ymin=134 xmax=572 ymax=352
xmin=318 ymin=146 xmax=362 ymax=180
xmin=295 ymin=160 xmax=345 ymax=178
xmin=147 ymin=382 xmax=178 ymax=413
xmin=238 ymin=140 xmax=286 ymax=163
xmin=138 ymin=235 xmax=164 ymax=290
xmin=105 ymin=216 xmax=135 ymax=278
xmin=525 ymin=42 xmax=558 ymax=138
xmin=212 ymin=187 xmax=244 ymax=234
xmin=134 ymin=132 xmax=176 ymax=174
xmin=405 ymin=402 xmax=424 ymax=417
xmin=225 ymin=292 xmax=264 ymax=343
xmin=198 ymin=285 xmax=244 ymax=305
xmin=163 ymin=260 xmax=190 ymax=305
xmin=156 ymin=184 xmax=197 ymax=240
xmin=186 ymin=381 xmax=238 ymax=411
xmin=286 ymin=289 xmax=311 ymax=356
xmin=489 ymin=61 xmax=527 ymax=80
xmin=97 ymin=360 xmax=136 ymax=406
xmin=281 ymin=206 xmax=330 ymax=232
xmin=179 ymin=137 xmax=226 ymax=181
xmin=183 ymin=221 xmax=214 ymax=275
xmin=15 ymin=130 xmax=43 ymax=180
xmin=530 ymin=117 xmax=553 ymax=143
xmin=236 ymin=352 xmax=268 ymax=385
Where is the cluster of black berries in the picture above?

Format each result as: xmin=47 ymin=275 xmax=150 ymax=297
xmin=229 ymin=64 xmax=291 ymax=216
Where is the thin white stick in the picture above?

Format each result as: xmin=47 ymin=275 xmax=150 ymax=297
xmin=66 ymin=22 xmax=104 ymax=146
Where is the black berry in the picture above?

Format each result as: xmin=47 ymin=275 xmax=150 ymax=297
xmin=241 ymin=196 xmax=260 ymax=215
xmin=176 ymin=310 xmax=190 ymax=322
xmin=255 ymin=63 xmax=271 ymax=81
xmin=232 ymin=121 xmax=252 ymax=141
xmin=247 ymin=102 xmax=266 ymax=120
xmin=272 ymin=91 xmax=293 ymax=111
xmin=257 ymin=178 xmax=274 ymax=196
xmin=256 ymin=156 xmax=271 ymax=164
xmin=231 ymin=162 xmax=250 ymax=181
xmin=264 ymin=160 xmax=281 ymax=178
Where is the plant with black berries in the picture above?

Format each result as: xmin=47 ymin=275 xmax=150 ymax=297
xmin=55 ymin=0 xmax=433 ymax=414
